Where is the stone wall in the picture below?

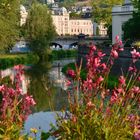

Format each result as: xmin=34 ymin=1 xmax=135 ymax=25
xmin=77 ymin=43 xmax=140 ymax=75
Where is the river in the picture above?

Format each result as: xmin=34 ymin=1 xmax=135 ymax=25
xmin=0 ymin=59 xmax=75 ymax=139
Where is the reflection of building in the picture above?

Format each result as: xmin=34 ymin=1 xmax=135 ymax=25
xmin=20 ymin=5 xmax=28 ymax=26
xmin=112 ymin=0 xmax=134 ymax=43
xmin=52 ymin=7 xmax=93 ymax=36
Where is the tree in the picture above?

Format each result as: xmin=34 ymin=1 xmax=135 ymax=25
xmin=91 ymin=0 xmax=123 ymax=25
xmin=0 ymin=0 xmax=20 ymax=51
xmin=25 ymin=2 xmax=56 ymax=61
xmin=123 ymin=0 xmax=140 ymax=40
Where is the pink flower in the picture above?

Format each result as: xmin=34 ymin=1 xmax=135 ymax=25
xmin=90 ymin=45 xmax=96 ymax=51
xmin=128 ymin=66 xmax=137 ymax=73
xmin=119 ymin=76 xmax=126 ymax=85
xmin=101 ymin=63 xmax=107 ymax=70
xmin=110 ymin=95 xmax=117 ymax=104
xmin=119 ymin=40 xmax=123 ymax=46
xmin=0 ymin=85 xmax=5 ymax=92
xmin=66 ymin=80 xmax=71 ymax=86
xmin=111 ymin=50 xmax=118 ymax=59
xmin=115 ymin=35 xmax=119 ymax=42
xmin=97 ymin=51 xmax=106 ymax=57
xmin=118 ymin=47 xmax=124 ymax=51
xmin=131 ymin=49 xmax=140 ymax=63
xmin=83 ymin=78 xmax=93 ymax=91
xmin=87 ymin=101 xmax=94 ymax=108
xmin=25 ymin=96 xmax=36 ymax=105
xmin=131 ymin=86 xmax=140 ymax=94
xmin=94 ymin=57 xmax=100 ymax=68
xmin=97 ymin=76 xmax=104 ymax=84
xmin=67 ymin=69 xmax=76 ymax=78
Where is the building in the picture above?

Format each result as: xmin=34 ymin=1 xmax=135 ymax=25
xmin=52 ymin=7 xmax=93 ymax=36
xmin=112 ymin=0 xmax=134 ymax=43
xmin=69 ymin=19 xmax=93 ymax=36
xmin=20 ymin=5 xmax=28 ymax=26
xmin=52 ymin=7 xmax=70 ymax=35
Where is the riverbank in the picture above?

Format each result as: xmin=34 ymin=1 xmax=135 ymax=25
xmin=0 ymin=53 xmax=39 ymax=70
xmin=62 ymin=62 xmax=118 ymax=89
xmin=50 ymin=49 xmax=77 ymax=60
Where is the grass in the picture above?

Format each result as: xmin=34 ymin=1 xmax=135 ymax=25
xmin=0 ymin=53 xmax=39 ymax=70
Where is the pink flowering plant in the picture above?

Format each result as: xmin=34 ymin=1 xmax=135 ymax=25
xmin=51 ymin=36 xmax=140 ymax=140
xmin=0 ymin=65 xmax=35 ymax=139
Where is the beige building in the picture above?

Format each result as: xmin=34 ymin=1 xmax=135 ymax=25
xmin=98 ymin=23 xmax=107 ymax=36
xmin=70 ymin=19 xmax=93 ymax=36
xmin=20 ymin=5 xmax=28 ymax=26
xmin=52 ymin=7 xmax=93 ymax=36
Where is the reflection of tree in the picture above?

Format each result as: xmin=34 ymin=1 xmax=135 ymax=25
xmin=26 ymin=62 xmax=68 ymax=112
xmin=26 ymin=62 xmax=55 ymax=112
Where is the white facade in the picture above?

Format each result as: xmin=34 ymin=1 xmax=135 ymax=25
xmin=52 ymin=7 xmax=93 ymax=36
xmin=98 ymin=23 xmax=107 ymax=36
xmin=20 ymin=5 xmax=28 ymax=26
xmin=112 ymin=0 xmax=134 ymax=43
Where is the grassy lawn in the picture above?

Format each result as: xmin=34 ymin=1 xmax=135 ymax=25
xmin=0 ymin=53 xmax=39 ymax=69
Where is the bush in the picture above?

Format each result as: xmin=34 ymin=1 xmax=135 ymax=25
xmin=50 ymin=37 xmax=140 ymax=140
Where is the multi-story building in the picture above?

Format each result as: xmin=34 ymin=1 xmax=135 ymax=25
xmin=52 ymin=7 xmax=93 ymax=36
xmin=98 ymin=22 xmax=107 ymax=36
xmin=52 ymin=7 xmax=70 ymax=35
xmin=69 ymin=19 xmax=93 ymax=36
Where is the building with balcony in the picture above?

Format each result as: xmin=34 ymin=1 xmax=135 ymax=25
xmin=112 ymin=0 xmax=134 ymax=43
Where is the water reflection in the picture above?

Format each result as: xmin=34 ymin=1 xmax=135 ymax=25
xmin=26 ymin=62 xmax=69 ymax=112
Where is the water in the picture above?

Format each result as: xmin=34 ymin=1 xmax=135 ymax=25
xmin=0 ymin=59 xmax=75 ymax=139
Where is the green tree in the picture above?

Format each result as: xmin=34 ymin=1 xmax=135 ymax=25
xmin=91 ymin=0 xmax=123 ymax=25
xmin=123 ymin=0 xmax=140 ymax=40
xmin=0 ymin=0 xmax=20 ymax=51
xmin=25 ymin=2 xmax=56 ymax=61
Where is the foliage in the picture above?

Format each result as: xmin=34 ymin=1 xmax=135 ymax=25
xmin=123 ymin=1 xmax=140 ymax=40
xmin=0 ymin=0 xmax=20 ymax=51
xmin=0 ymin=65 xmax=36 ymax=139
xmin=50 ymin=36 xmax=140 ymax=140
xmin=60 ymin=0 xmax=77 ymax=8
xmin=0 ymin=54 xmax=39 ymax=70
xmin=24 ymin=2 xmax=56 ymax=61
xmin=70 ymin=12 xmax=82 ymax=19
xmin=91 ymin=0 xmax=123 ymax=25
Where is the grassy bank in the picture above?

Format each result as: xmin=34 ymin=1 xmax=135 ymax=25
xmin=62 ymin=63 xmax=118 ymax=89
xmin=50 ymin=50 xmax=77 ymax=60
xmin=0 ymin=53 xmax=39 ymax=70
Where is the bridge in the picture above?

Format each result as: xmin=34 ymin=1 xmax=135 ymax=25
xmin=50 ymin=36 xmax=110 ymax=49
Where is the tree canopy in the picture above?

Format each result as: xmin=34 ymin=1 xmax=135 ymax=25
xmin=91 ymin=0 xmax=123 ymax=25
xmin=0 ymin=0 xmax=20 ymax=51
xmin=25 ymin=2 xmax=56 ymax=60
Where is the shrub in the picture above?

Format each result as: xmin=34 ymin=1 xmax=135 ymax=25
xmin=50 ymin=36 xmax=140 ymax=140
xmin=0 ymin=65 xmax=36 ymax=139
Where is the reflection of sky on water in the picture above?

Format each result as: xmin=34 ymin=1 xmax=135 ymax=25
xmin=24 ymin=112 xmax=57 ymax=140
xmin=49 ymin=67 xmax=68 ymax=90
